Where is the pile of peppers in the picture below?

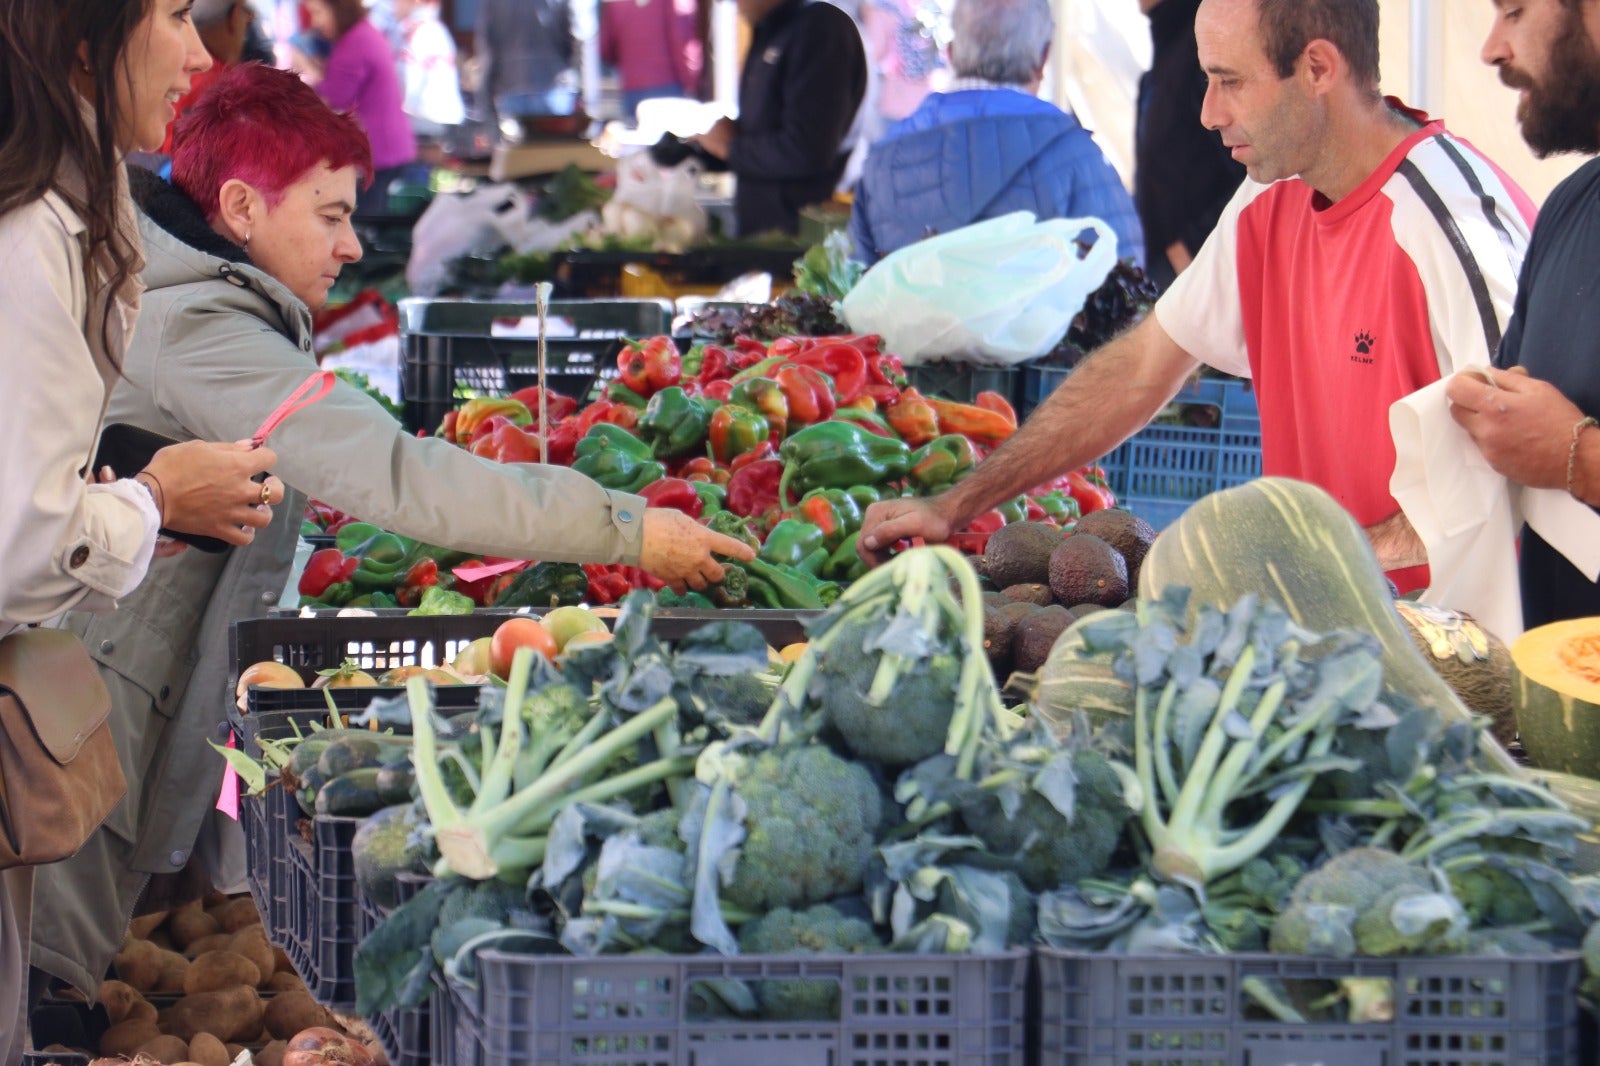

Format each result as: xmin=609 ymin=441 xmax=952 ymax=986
xmin=301 ymin=330 xmax=1116 ymax=611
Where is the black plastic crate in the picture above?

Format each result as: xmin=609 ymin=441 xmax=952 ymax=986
xmin=231 ymin=608 xmax=818 ymax=699
xmin=241 ymin=782 xmax=300 ymax=951
xmin=445 ymin=948 xmax=1030 ymax=1066
xmin=399 ymin=297 xmax=673 ymax=433
xmin=552 ymin=247 xmax=804 ymax=299
xmin=904 ymin=360 xmax=1021 ymax=407
xmin=360 ymin=873 xmax=434 ymax=1066
xmin=1036 ymin=948 xmax=1585 ymax=1066
xmin=280 ymin=815 xmax=364 ymax=1011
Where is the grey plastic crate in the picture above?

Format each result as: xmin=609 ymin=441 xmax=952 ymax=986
xmin=904 ymin=360 xmax=1020 ymax=406
xmin=359 ymin=873 xmax=433 ymax=1066
xmin=399 ymin=297 xmax=673 ymax=433
xmin=1036 ymin=948 xmax=1584 ymax=1066
xmin=446 ymin=948 xmax=1030 ymax=1066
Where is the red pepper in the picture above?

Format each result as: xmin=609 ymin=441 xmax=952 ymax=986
xmin=925 ymin=396 xmax=1017 ymax=447
xmin=509 ymin=387 xmax=578 ymax=427
xmin=677 ymin=456 xmax=731 ymax=485
xmin=579 ymin=400 xmax=642 ymax=433
xmin=470 ymin=419 xmax=543 ymax=463
xmin=580 ymin=564 xmax=632 ymax=605
xmin=1066 ymin=470 xmax=1116 ymax=515
xmin=639 ymin=477 xmax=704 ymax=518
xmin=617 ymin=336 xmax=682 ymax=396
xmin=701 ymin=379 xmax=734 ymax=403
xmin=619 ymin=565 xmax=666 ymax=591
xmin=453 ymin=559 xmax=528 ymax=606
xmin=973 ymin=390 xmax=1018 ymax=426
xmin=298 ymin=548 xmax=359 ymax=598
xmin=791 ymin=343 xmax=868 ymax=405
xmin=729 ymin=440 xmax=776 ymax=472
xmin=947 ymin=510 xmax=1007 ymax=555
xmin=394 ymin=558 xmax=441 ymax=608
xmin=456 ymin=397 xmax=533 ymax=442
xmin=773 ymin=364 xmax=836 ymax=428
xmin=545 ymin=419 xmax=583 ymax=467
xmin=725 ymin=458 xmax=784 ymax=518
xmin=885 ymin=388 xmax=941 ymax=447
xmin=437 ymin=409 xmax=459 ymax=443
xmin=695 ymin=344 xmax=733 ymax=386
xmin=1024 ymin=497 xmax=1048 ymax=522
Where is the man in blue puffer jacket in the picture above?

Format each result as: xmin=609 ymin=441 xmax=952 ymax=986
xmin=848 ymin=0 xmax=1143 ymax=266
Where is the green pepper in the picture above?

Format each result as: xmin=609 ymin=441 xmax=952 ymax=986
xmin=658 ymin=588 xmax=714 ymax=609
xmin=907 ymin=434 xmax=980 ymax=496
xmin=706 ymin=510 xmax=761 ymax=554
xmin=708 ymin=404 xmax=770 ymax=464
xmin=692 ymin=481 xmax=726 ymax=516
xmin=606 ymin=380 xmax=649 ymax=408
xmin=776 ymin=422 xmax=911 ymax=504
xmin=758 ymin=518 xmax=827 ymax=569
xmin=407 ymin=586 xmax=475 ymax=615
xmin=728 ymin=378 xmax=789 ymax=437
xmin=845 ymin=483 xmax=884 ymax=514
xmin=830 ymin=405 xmax=900 ymax=439
xmin=349 ymin=531 xmax=415 ymax=592
xmin=345 ymin=591 xmax=399 ymax=609
xmin=334 ymin=521 xmax=387 ymax=554
xmin=707 ymin=562 xmax=750 ymax=608
xmin=572 ymin=423 xmax=667 ymax=493
xmin=637 ymin=386 xmax=711 ymax=459
xmin=997 ymin=494 xmax=1029 ymax=524
xmin=822 ymin=531 xmax=868 ymax=584
xmin=744 ymin=556 xmax=839 ymax=609
xmin=1035 ymin=489 xmax=1080 ymax=525
xmin=797 ymin=488 xmax=861 ymax=550
xmin=492 ymin=561 xmax=588 ymax=608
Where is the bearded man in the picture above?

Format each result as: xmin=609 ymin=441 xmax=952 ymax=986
xmin=1441 ymin=0 xmax=1600 ymax=627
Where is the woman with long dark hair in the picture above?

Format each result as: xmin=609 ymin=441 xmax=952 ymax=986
xmin=0 ymin=3 xmax=285 ymax=1056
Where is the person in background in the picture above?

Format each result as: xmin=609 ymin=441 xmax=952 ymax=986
xmin=26 ymin=63 xmax=756 ymax=1009
xmin=858 ymin=0 xmax=1533 ymax=596
xmin=0 ymin=2 xmax=284 ymax=1058
xmin=159 ymin=0 xmax=257 ymax=156
xmin=860 ymin=0 xmax=947 ymax=143
xmin=600 ymin=0 xmax=703 ymax=122
xmin=847 ymin=0 xmax=1143 ymax=264
xmin=1134 ymin=0 xmax=1245 ymax=288
xmin=475 ymin=0 xmax=575 ymax=132
xmin=299 ymin=0 xmax=417 ymax=214
xmin=690 ymin=0 xmax=868 ymax=235
xmin=1442 ymin=0 xmax=1600 ymax=628
xmin=393 ymin=0 xmax=465 ymax=135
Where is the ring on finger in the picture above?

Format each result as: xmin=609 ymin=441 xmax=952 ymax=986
xmin=259 ymin=481 xmax=272 ymax=506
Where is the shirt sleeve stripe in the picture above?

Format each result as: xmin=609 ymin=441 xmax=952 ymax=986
xmin=1395 ymin=157 xmax=1504 ymax=361
xmin=1434 ymin=136 xmax=1526 ymax=269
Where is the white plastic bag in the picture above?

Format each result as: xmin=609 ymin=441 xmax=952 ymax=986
xmin=840 ymin=211 xmax=1119 ymax=366
xmin=600 ymin=150 xmax=707 ymax=253
xmin=406 ymin=184 xmax=597 ymax=296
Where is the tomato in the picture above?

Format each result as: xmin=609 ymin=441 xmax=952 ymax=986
xmin=490 ymin=617 xmax=559 ymax=678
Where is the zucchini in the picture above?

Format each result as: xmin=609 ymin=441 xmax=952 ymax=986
xmin=315 ymin=768 xmax=386 ymax=817
xmin=375 ymin=763 xmax=416 ymax=806
xmin=352 ymin=804 xmax=429 ymax=910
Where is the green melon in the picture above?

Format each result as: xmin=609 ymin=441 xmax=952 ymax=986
xmin=1512 ymin=618 xmax=1600 ymax=776
xmin=1131 ymin=478 xmax=1517 ymax=774
xmin=1395 ymin=601 xmax=1515 ymax=746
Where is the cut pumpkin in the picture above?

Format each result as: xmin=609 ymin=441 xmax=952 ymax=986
xmin=1512 ymin=617 xmax=1600 ymax=775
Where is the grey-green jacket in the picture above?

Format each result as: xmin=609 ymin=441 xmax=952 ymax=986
xmin=33 ymin=171 xmax=645 ymax=992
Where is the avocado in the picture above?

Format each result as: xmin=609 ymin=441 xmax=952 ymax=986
xmin=1048 ymin=534 xmax=1130 ymax=608
xmin=979 ymin=521 xmax=1063 ymax=589
xmin=1067 ymin=602 xmax=1110 ymax=621
xmin=1013 ymin=605 xmax=1074 ymax=674
xmin=1073 ymin=509 xmax=1156 ymax=592
xmin=1001 ymin=582 xmax=1054 ymax=607
xmin=982 ymin=603 xmax=1018 ymax=677
xmin=981 ymin=591 xmax=1010 ymax=611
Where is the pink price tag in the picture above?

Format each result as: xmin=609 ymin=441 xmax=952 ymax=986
xmin=216 ymin=730 xmax=241 ymax=820
xmin=453 ymin=559 xmax=530 ymax=584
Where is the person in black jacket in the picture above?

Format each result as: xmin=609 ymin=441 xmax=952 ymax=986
xmin=691 ymin=0 xmax=868 ymax=235
xmin=1135 ymin=0 xmax=1244 ymax=288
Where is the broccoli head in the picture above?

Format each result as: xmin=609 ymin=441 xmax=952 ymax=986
xmin=1446 ymin=861 xmax=1538 ymax=928
xmin=817 ymin=619 xmax=961 ymax=768
xmin=1271 ymin=848 xmax=1465 ymax=958
xmin=1267 ymin=903 xmax=1359 ymax=958
xmin=738 ymin=903 xmax=883 ymax=1020
xmin=957 ymin=749 xmax=1128 ymax=891
xmin=1349 ymin=884 xmax=1467 ymax=956
xmin=636 ymin=806 xmax=686 ymax=852
xmin=725 ymin=745 xmax=883 ymax=912
xmin=1285 ymin=847 xmax=1432 ymax=910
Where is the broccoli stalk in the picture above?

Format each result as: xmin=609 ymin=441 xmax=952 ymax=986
xmin=407 ymin=650 xmax=695 ymax=880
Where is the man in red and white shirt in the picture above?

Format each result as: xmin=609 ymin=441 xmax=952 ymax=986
xmin=858 ymin=0 xmax=1533 ymax=594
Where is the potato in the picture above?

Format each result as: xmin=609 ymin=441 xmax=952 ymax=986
xmin=226 ymin=1044 xmax=247 ymax=1059
xmin=211 ymin=896 xmax=261 ymax=932
xmin=154 ymin=949 xmax=190 ymax=994
xmin=99 ymin=1017 xmax=161 ymax=1057
xmin=127 ymin=911 xmax=168 ymax=941
xmin=263 ymin=988 xmax=332 ymax=1040
xmin=137 ymin=1033 xmax=191 ymax=1062
xmin=204 ymin=889 xmax=232 ymax=908
xmin=146 ymin=928 xmax=176 ymax=951
xmin=95 ymin=978 xmax=143 ymax=1024
xmin=272 ymin=945 xmax=294 ymax=974
xmin=124 ymin=998 xmax=158 ymax=1025
xmin=185 ymin=932 xmax=236 ymax=957
xmin=168 ymin=908 xmax=222 ymax=950
xmin=266 ymin=970 xmax=305 ymax=993
xmin=187 ymin=1031 xmax=231 ymax=1066
xmin=183 ymin=949 xmax=261 ymax=995
xmin=162 ymin=983 xmax=263 ymax=1043
xmin=253 ymin=1039 xmax=288 ymax=1066
xmin=113 ymin=938 xmax=164 ymax=993
xmin=229 ymin=926 xmax=277 ymax=987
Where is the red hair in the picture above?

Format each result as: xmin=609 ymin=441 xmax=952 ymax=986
xmin=171 ymin=63 xmax=374 ymax=221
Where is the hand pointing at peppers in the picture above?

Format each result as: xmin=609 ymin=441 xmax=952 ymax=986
xmin=639 ymin=508 xmax=756 ymax=594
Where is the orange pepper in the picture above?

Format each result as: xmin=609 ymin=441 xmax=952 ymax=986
xmin=924 ymin=396 xmax=1017 ymax=447
xmin=885 ymin=388 xmax=940 ymax=447
xmin=972 ymin=390 xmax=1018 ymax=427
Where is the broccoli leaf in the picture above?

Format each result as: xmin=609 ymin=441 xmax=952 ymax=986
xmin=680 ymin=779 xmax=747 ymax=955
xmin=673 ymin=622 xmax=770 ymax=676
xmin=355 ymin=878 xmax=458 ymax=1014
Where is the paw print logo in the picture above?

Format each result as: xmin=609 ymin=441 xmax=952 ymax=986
xmin=1354 ymin=331 xmax=1375 ymax=355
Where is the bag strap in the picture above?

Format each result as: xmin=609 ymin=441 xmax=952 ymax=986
xmin=250 ymin=370 xmax=338 ymax=449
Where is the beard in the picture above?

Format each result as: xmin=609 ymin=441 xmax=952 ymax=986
xmin=1502 ymin=16 xmax=1600 ymax=157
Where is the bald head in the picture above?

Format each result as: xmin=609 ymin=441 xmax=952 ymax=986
xmin=949 ymin=0 xmax=1053 ymax=84
xmin=190 ymin=0 xmax=252 ymax=63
